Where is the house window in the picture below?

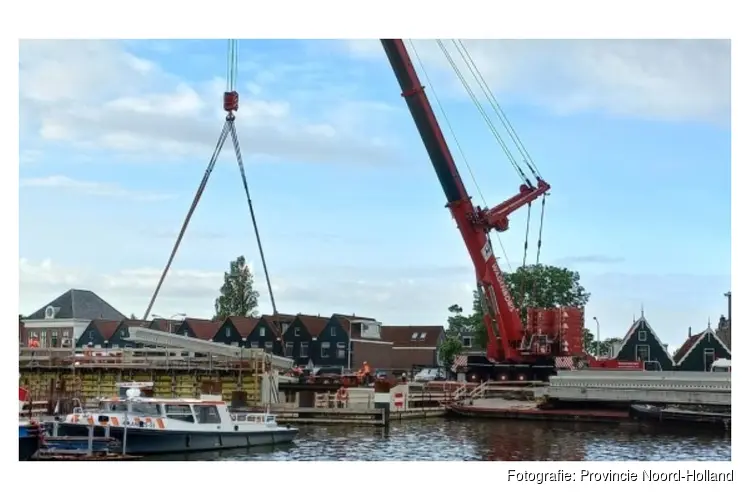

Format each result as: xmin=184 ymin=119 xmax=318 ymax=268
xmin=111 ymin=344 xmax=119 ymax=349
xmin=336 ymin=342 xmax=346 ymax=359
xmin=636 ymin=344 xmax=650 ymax=362
xmin=419 ymin=332 xmax=427 ymax=341
xmin=300 ymin=342 xmax=309 ymax=358
xmin=294 ymin=327 xmax=300 ymax=337
xmin=284 ymin=342 xmax=294 ymax=357
xmin=638 ymin=330 xmax=647 ymax=342
xmin=259 ymin=327 xmax=266 ymax=337
xmin=331 ymin=327 xmax=336 ymax=337
xmin=231 ymin=342 xmax=239 ymax=347
xmin=225 ymin=327 xmax=231 ymax=337
xmin=321 ymin=342 xmax=331 ymax=358
xmin=703 ymin=348 xmax=716 ymax=372
xmin=40 ymin=330 xmax=47 ymax=347
xmin=264 ymin=341 xmax=273 ymax=352
xmin=51 ymin=330 xmax=59 ymax=347
xmin=411 ymin=332 xmax=419 ymax=340
xmin=62 ymin=330 xmax=70 ymax=338
xmin=463 ymin=336 xmax=472 ymax=348
xmin=250 ymin=342 xmax=259 ymax=349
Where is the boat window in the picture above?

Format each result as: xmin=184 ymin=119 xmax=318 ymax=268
xmin=195 ymin=405 xmax=222 ymax=424
xmin=100 ymin=401 xmax=129 ymax=412
xmin=165 ymin=404 xmax=194 ymax=423
xmin=129 ymin=403 xmax=162 ymax=416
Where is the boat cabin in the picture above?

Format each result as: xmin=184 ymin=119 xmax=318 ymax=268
xmin=94 ymin=397 xmax=228 ymax=425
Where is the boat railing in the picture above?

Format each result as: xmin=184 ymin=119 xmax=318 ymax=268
xmin=230 ymin=412 xmax=277 ymax=424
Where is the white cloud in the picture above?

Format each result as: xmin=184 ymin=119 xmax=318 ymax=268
xmin=19 ymin=40 xmax=398 ymax=167
xmin=19 ymin=175 xmax=174 ymax=202
xmin=19 ymin=258 xmax=470 ymax=325
xmin=346 ymin=39 xmax=730 ymax=123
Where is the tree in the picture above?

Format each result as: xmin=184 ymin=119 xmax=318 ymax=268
xmin=129 ymin=313 xmax=138 ymax=320
xmin=453 ymin=264 xmax=591 ymax=351
xmin=438 ymin=335 xmax=464 ymax=369
xmin=213 ymin=256 xmax=260 ymax=321
xmin=589 ymin=337 xmax=621 ymax=358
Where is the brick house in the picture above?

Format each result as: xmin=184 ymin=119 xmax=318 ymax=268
xmin=22 ymin=289 xmax=126 ymax=348
xmin=333 ymin=314 xmax=392 ymax=372
xmin=382 ymin=325 xmax=446 ymax=373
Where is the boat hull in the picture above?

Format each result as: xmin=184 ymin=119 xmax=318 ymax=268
xmin=51 ymin=423 xmax=298 ymax=455
xmin=19 ymin=424 xmax=41 ymax=461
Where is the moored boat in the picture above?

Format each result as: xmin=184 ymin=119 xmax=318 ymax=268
xmin=629 ymin=403 xmax=731 ymax=431
xmin=19 ymin=385 xmax=42 ymax=461
xmin=50 ymin=383 xmax=298 ymax=455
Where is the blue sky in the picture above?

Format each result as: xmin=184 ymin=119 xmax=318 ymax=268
xmin=18 ymin=39 xmax=731 ymax=350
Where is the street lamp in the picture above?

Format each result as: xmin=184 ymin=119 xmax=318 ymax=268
xmin=592 ymin=316 xmax=601 ymax=358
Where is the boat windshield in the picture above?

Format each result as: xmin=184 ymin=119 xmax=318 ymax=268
xmin=98 ymin=401 xmax=162 ymax=416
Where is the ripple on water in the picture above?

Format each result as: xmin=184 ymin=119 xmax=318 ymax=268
xmin=145 ymin=419 xmax=731 ymax=461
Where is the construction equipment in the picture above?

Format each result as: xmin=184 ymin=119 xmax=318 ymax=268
xmin=380 ymin=40 xmax=585 ymax=381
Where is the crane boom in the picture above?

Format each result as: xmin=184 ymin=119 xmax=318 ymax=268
xmin=380 ymin=39 xmax=551 ymax=363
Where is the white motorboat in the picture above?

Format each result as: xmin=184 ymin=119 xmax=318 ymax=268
xmin=50 ymin=382 xmax=297 ymax=455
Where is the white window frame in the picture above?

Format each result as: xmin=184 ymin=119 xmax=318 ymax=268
xmin=462 ymin=336 xmax=472 ymax=348
xmin=638 ymin=330 xmax=647 ymax=342
xmin=250 ymin=342 xmax=259 ymax=349
xmin=703 ymin=348 xmax=716 ymax=372
xmin=336 ymin=342 xmax=346 ymax=359
xmin=284 ymin=342 xmax=294 ymax=357
xmin=259 ymin=327 xmax=266 ymax=337
xmin=321 ymin=341 xmax=331 ymax=358
xmin=635 ymin=344 xmax=650 ymax=362
xmin=331 ymin=327 xmax=336 ymax=337
xmin=294 ymin=327 xmax=300 ymax=337
xmin=300 ymin=342 xmax=309 ymax=358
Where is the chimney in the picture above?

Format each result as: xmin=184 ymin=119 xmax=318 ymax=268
xmin=688 ymin=326 xmax=692 ymax=338
xmin=724 ymin=291 xmax=732 ymax=324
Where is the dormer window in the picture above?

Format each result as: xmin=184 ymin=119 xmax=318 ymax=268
xmin=45 ymin=306 xmax=55 ymax=319
xmin=411 ymin=332 xmax=419 ymax=340
xmin=419 ymin=332 xmax=427 ymax=340
xmin=259 ymin=327 xmax=266 ymax=337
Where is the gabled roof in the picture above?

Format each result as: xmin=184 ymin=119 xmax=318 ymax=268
xmin=87 ymin=319 xmax=121 ymax=341
xmin=297 ymin=314 xmax=328 ymax=337
xmin=259 ymin=315 xmax=281 ymax=337
xmin=26 ymin=289 xmax=126 ymax=321
xmin=184 ymin=318 xmax=222 ymax=340
xmin=225 ymin=316 xmax=260 ymax=338
xmin=381 ymin=325 xmax=444 ymax=348
xmin=613 ymin=314 xmax=674 ymax=364
xmin=674 ymin=327 xmax=731 ymax=366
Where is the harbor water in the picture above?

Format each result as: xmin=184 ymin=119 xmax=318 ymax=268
xmin=143 ymin=419 xmax=731 ymax=461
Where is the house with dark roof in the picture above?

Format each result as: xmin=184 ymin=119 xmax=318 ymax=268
xmin=214 ymin=316 xmax=266 ymax=348
xmin=612 ymin=312 xmax=674 ymax=370
xmin=242 ymin=315 xmax=282 ymax=354
xmin=382 ymin=325 xmax=446 ymax=372
xmin=173 ymin=318 xmax=222 ymax=341
xmin=22 ymin=289 xmax=126 ymax=348
xmin=673 ymin=326 xmax=731 ymax=372
xmin=278 ymin=314 xmax=328 ymax=366
xmin=76 ymin=320 xmax=121 ymax=348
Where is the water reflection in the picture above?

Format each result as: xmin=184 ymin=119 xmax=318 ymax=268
xmin=145 ymin=420 xmax=731 ymax=461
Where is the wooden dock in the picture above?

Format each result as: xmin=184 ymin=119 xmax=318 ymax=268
xmin=274 ymin=407 xmax=387 ymax=426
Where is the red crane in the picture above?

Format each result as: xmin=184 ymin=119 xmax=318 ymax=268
xmin=380 ymin=40 xmax=583 ymax=380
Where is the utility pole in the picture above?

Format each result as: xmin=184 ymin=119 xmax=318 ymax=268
xmin=592 ymin=316 xmax=601 ymax=358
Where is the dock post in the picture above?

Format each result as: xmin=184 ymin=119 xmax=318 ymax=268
xmin=87 ymin=425 xmax=94 ymax=457
xmin=373 ymin=380 xmax=391 ymax=428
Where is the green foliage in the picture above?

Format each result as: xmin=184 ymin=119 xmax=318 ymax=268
xmin=438 ymin=335 xmax=464 ymax=368
xmin=213 ymin=256 xmax=260 ymax=321
xmin=447 ymin=264 xmax=591 ymax=352
xmin=129 ymin=313 xmax=138 ymax=320
xmin=589 ymin=337 xmax=621 ymax=357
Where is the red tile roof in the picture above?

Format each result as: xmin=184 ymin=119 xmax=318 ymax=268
xmin=297 ymin=314 xmax=329 ymax=337
xmin=226 ymin=316 xmax=260 ymax=338
xmin=673 ymin=334 xmax=702 ymax=364
xmin=149 ymin=319 xmax=182 ymax=332
xmin=381 ymin=325 xmax=444 ymax=348
xmin=90 ymin=320 xmax=121 ymax=341
xmin=185 ymin=318 xmax=222 ymax=340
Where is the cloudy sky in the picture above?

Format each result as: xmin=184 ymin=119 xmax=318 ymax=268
xmin=18 ymin=39 xmax=730 ymax=348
